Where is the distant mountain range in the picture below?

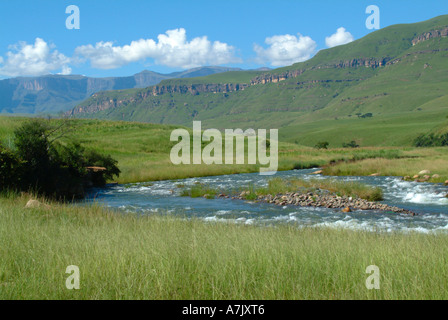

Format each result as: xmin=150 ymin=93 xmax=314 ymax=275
xmin=68 ymin=15 xmax=448 ymax=147
xmin=0 ymin=66 xmax=251 ymax=114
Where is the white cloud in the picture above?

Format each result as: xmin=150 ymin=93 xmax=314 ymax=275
xmin=75 ymin=28 xmax=241 ymax=69
xmin=0 ymin=38 xmax=71 ymax=77
xmin=325 ymin=27 xmax=354 ymax=48
xmin=254 ymin=33 xmax=317 ymax=67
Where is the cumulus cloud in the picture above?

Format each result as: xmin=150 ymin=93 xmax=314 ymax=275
xmin=75 ymin=28 xmax=241 ymax=69
xmin=325 ymin=27 xmax=354 ymax=48
xmin=0 ymin=38 xmax=71 ymax=77
xmin=254 ymin=33 xmax=317 ymax=67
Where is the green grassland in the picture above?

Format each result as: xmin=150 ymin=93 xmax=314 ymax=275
xmin=1 ymin=117 xmax=448 ymax=300
xmin=2 ymin=116 xmax=448 ymax=183
xmin=1 ymin=193 xmax=448 ymax=300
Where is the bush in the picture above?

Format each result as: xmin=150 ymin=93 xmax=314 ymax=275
xmin=342 ymin=141 xmax=360 ymax=148
xmin=414 ymin=133 xmax=448 ymax=147
xmin=0 ymin=143 xmax=22 ymax=191
xmin=315 ymin=141 xmax=329 ymax=149
xmin=0 ymin=119 xmax=120 ymax=199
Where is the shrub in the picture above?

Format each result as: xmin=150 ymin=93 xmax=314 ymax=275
xmin=1 ymin=119 xmax=120 ymax=199
xmin=414 ymin=133 xmax=448 ymax=147
xmin=315 ymin=141 xmax=329 ymax=149
xmin=0 ymin=143 xmax=22 ymax=191
xmin=342 ymin=141 xmax=360 ymax=148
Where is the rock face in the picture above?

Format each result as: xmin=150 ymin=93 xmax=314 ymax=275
xmin=412 ymin=27 xmax=448 ymax=46
xmin=68 ymin=56 xmax=393 ymax=117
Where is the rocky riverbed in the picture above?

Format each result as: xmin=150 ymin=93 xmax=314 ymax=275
xmin=217 ymin=191 xmax=417 ymax=216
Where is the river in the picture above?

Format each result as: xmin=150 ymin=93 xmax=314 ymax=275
xmin=84 ymin=169 xmax=448 ymax=233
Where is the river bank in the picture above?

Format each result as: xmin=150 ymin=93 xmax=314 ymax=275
xmin=1 ymin=193 xmax=448 ymax=300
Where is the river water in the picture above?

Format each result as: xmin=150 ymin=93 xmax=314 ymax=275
xmin=84 ymin=169 xmax=448 ymax=233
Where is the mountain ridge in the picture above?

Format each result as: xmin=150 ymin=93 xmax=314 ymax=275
xmin=67 ymin=14 xmax=448 ymax=147
xmin=0 ymin=66 xmax=243 ymax=114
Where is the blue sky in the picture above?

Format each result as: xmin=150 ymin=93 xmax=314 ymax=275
xmin=0 ymin=0 xmax=447 ymax=79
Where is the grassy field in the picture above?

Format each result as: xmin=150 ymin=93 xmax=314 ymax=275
xmin=1 ymin=193 xmax=448 ymax=300
xmin=1 ymin=116 xmax=448 ymax=184
xmin=1 ymin=116 xmax=448 ymax=300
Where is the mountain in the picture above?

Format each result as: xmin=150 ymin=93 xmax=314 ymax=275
xmin=71 ymin=15 xmax=448 ymax=146
xmin=0 ymin=66 xmax=242 ymax=114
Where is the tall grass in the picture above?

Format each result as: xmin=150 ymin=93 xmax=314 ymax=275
xmin=1 ymin=194 xmax=448 ymax=299
xmin=180 ymin=183 xmax=219 ymax=199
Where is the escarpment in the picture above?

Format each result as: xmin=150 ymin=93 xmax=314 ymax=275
xmin=412 ymin=26 xmax=448 ymax=46
xmin=69 ymin=57 xmax=391 ymax=116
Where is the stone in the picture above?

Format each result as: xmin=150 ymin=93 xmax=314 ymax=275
xmin=341 ymin=207 xmax=351 ymax=213
xmin=432 ymin=174 xmax=440 ymax=179
xmin=310 ymin=170 xmax=323 ymax=175
xmin=423 ymin=175 xmax=431 ymax=181
xmin=413 ymin=175 xmax=419 ymax=179
xmin=25 ymin=199 xmax=50 ymax=209
xmin=369 ymin=173 xmax=380 ymax=176
xmin=419 ymin=170 xmax=431 ymax=175
xmin=445 ymin=180 xmax=448 ymax=185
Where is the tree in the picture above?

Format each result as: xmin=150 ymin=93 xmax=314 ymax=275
xmin=2 ymin=119 xmax=120 ymax=199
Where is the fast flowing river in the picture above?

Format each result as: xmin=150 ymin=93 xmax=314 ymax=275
xmin=84 ymin=169 xmax=448 ymax=233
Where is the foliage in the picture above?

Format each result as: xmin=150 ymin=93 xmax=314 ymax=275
xmin=0 ymin=119 xmax=120 ymax=198
xmin=414 ymin=133 xmax=448 ymax=147
xmin=0 ymin=143 xmax=22 ymax=191
xmin=315 ymin=141 xmax=329 ymax=149
xmin=342 ymin=140 xmax=360 ymax=148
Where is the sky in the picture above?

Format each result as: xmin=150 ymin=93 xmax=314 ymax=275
xmin=0 ymin=0 xmax=447 ymax=79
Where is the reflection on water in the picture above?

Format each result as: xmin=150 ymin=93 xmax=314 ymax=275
xmin=83 ymin=169 xmax=448 ymax=234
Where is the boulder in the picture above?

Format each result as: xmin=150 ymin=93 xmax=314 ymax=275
xmin=369 ymin=173 xmax=380 ymax=176
xmin=445 ymin=180 xmax=448 ymax=185
xmin=341 ymin=207 xmax=351 ymax=213
xmin=310 ymin=170 xmax=323 ymax=175
xmin=25 ymin=199 xmax=50 ymax=209
xmin=419 ymin=170 xmax=431 ymax=175
xmin=413 ymin=175 xmax=419 ymax=179
xmin=432 ymin=174 xmax=440 ymax=179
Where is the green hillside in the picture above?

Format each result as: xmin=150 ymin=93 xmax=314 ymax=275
xmin=71 ymin=15 xmax=448 ymax=147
